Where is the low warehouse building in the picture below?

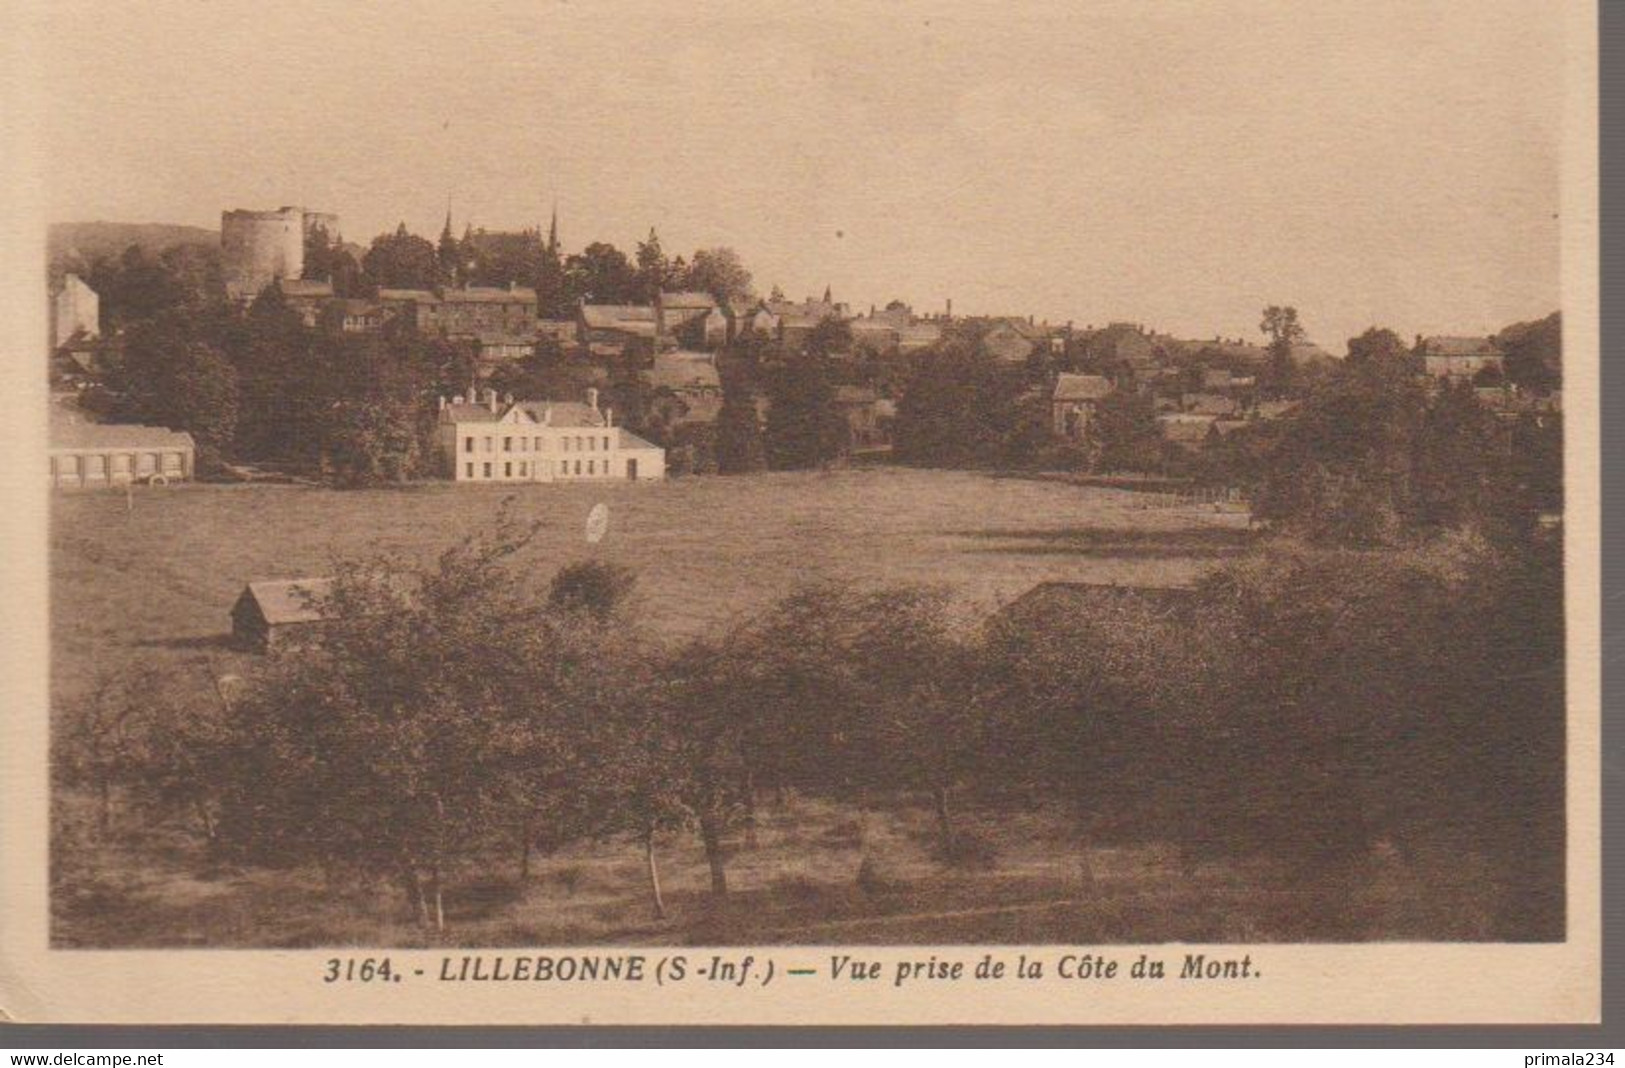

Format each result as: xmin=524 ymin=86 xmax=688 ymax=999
xmin=49 ymin=417 xmax=194 ymax=488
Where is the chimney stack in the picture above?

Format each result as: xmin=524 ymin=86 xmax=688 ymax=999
xmin=946 ymin=298 xmax=953 ymax=318
xmin=605 ymin=407 xmax=614 ymax=427
xmin=437 ymin=395 xmax=446 ymax=410
xmin=586 ymin=387 xmax=599 ymax=412
xmin=484 ymin=388 xmax=498 ymax=413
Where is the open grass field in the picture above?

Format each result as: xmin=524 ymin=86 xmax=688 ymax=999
xmin=64 ymin=467 xmax=1502 ymax=948
xmin=51 ymin=467 xmax=1250 ymax=704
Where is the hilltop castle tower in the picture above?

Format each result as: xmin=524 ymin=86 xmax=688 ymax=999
xmin=220 ymin=206 xmax=338 ymax=301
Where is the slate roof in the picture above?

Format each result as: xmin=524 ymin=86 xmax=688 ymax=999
xmin=1184 ymin=393 xmax=1238 ymax=416
xmin=50 ymin=417 xmax=194 ymax=451
xmin=581 ymin=304 xmax=656 ymax=330
xmin=276 ymin=278 xmax=334 ymax=299
xmin=377 ymin=288 xmax=440 ymax=304
xmin=616 ymin=428 xmax=662 ymax=451
xmin=1053 ymin=373 xmax=1113 ymax=402
xmin=996 ymin=580 xmax=1196 ymax=626
xmin=1421 ymin=336 xmax=1500 ymax=357
xmin=239 ymin=578 xmax=336 ymax=626
xmin=513 ymin=401 xmax=606 ymax=428
xmin=444 ymin=285 xmax=538 ymax=304
xmin=659 ymin=291 xmax=718 ymax=310
xmin=649 ymin=351 xmax=722 ymax=392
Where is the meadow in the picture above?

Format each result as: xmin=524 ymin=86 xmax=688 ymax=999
xmin=50 ymin=467 xmax=1248 ymax=704
xmin=52 ymin=468 xmax=1502 ymax=947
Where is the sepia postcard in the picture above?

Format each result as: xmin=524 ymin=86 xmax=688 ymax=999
xmin=0 ymin=0 xmax=1602 ymax=1027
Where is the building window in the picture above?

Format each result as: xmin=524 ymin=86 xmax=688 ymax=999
xmin=505 ymin=462 xmax=512 ymax=477
xmin=563 ymin=437 xmax=571 ymax=452
xmin=484 ymin=436 xmax=494 ymax=452
xmin=519 ymin=462 xmax=527 ymax=477
xmin=588 ymin=460 xmax=595 ymax=475
xmin=534 ymin=437 xmax=542 ymax=450
xmin=465 ymin=463 xmax=473 ymax=478
xmin=465 ymin=437 xmax=474 ymax=452
xmin=484 ymin=463 xmax=492 ymax=478
xmin=603 ymin=435 xmax=611 ymax=451
xmin=588 ymin=436 xmax=596 ymax=451
xmin=504 ymin=437 xmax=512 ymax=452
xmin=574 ymin=460 xmax=581 ymax=475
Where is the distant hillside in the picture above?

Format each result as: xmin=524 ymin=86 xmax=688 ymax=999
xmin=49 ymin=221 xmax=218 ymax=266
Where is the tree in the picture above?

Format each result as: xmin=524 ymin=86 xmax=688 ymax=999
xmin=845 ymin=588 xmax=983 ymax=858
xmin=566 ymin=242 xmax=638 ymax=305
xmin=1499 ymin=311 xmax=1561 ymax=392
xmin=892 ymin=333 xmax=1025 ymax=468
xmin=217 ymin=508 xmax=599 ymax=931
xmin=107 ymin=314 xmax=239 ymax=473
xmin=1259 ymin=305 xmax=1307 ymax=398
xmin=1345 ymin=326 xmax=1411 ymax=369
xmin=361 ymin=224 xmax=441 ymax=290
xmin=303 ymin=223 xmax=362 ymax=296
xmin=685 ymin=248 xmax=754 ymax=306
xmin=634 ymin=228 xmax=670 ymax=302
xmin=1087 ymin=387 xmax=1162 ymax=473
xmin=714 ymin=371 xmax=766 ymax=475
xmin=548 ymin=561 xmax=638 ymax=622
xmin=763 ymin=354 xmax=846 ymax=469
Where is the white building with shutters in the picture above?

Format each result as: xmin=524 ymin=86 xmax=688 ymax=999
xmin=436 ymin=387 xmax=666 ymax=484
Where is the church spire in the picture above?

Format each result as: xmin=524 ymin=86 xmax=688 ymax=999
xmin=546 ymin=200 xmax=560 ymax=256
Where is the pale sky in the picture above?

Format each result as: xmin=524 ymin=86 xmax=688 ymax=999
xmin=37 ymin=0 xmax=1566 ymax=352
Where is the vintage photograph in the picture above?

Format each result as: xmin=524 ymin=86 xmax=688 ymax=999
xmin=37 ymin=0 xmax=1572 ymax=955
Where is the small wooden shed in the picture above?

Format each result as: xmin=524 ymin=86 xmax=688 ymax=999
xmin=230 ymin=578 xmax=336 ymax=653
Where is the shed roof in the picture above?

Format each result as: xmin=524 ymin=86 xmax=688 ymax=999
xmin=239 ymin=578 xmax=336 ymax=626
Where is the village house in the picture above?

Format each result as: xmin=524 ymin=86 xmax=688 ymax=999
xmin=768 ymin=296 xmax=848 ymax=351
xmin=230 ymin=578 xmax=336 ymax=653
xmin=579 ymin=304 xmax=659 ymax=360
xmin=436 ymin=387 xmax=666 ymax=483
xmin=656 ymin=291 xmax=723 ymax=348
xmin=375 ymin=287 xmax=442 ymax=331
xmin=435 ymin=284 xmax=539 ymax=337
xmin=1182 ymin=392 xmax=1240 ymax=417
xmin=1158 ymin=412 xmax=1218 ymax=451
xmin=49 ymin=413 xmax=194 ymax=489
xmin=1051 ymin=373 xmax=1113 ymax=439
xmin=981 ymin=317 xmax=1050 ymax=364
xmin=648 ymin=350 xmax=725 ymax=428
xmin=50 ymin=273 xmax=100 ymax=353
xmin=1417 ymin=336 xmax=1505 ymax=380
xmin=274 ymin=278 xmax=334 ymax=327
xmin=832 ymin=385 xmax=891 ymax=450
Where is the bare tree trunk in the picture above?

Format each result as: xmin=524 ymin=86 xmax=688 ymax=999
xmin=193 ymin=798 xmax=216 ymax=841
xmin=430 ymin=865 xmax=445 ymax=933
xmin=741 ymin=768 xmax=759 ymax=850
xmin=97 ymin=780 xmax=112 ymax=836
xmin=933 ymin=783 xmax=954 ymax=853
xmin=402 ymin=867 xmax=428 ymax=927
xmin=643 ymin=825 xmax=667 ymax=920
xmin=698 ymin=812 xmax=728 ymax=898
